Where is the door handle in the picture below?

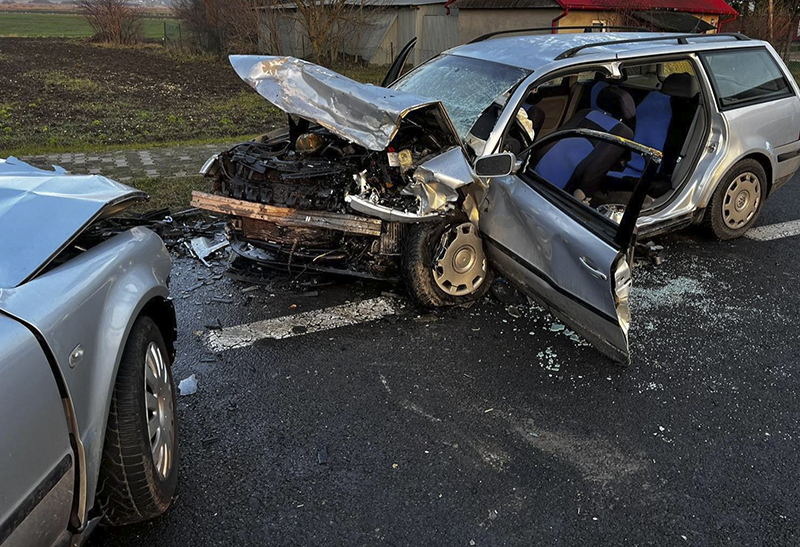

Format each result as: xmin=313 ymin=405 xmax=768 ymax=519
xmin=579 ymin=256 xmax=608 ymax=281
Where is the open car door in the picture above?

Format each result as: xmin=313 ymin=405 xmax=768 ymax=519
xmin=381 ymin=37 xmax=416 ymax=87
xmin=477 ymin=129 xmax=661 ymax=364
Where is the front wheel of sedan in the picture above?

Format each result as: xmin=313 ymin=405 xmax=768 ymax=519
xmin=402 ymin=217 xmax=493 ymax=308
xmin=96 ymin=315 xmax=178 ymax=526
xmin=703 ymin=159 xmax=767 ymax=240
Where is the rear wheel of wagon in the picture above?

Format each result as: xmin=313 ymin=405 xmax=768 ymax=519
xmin=703 ymin=159 xmax=767 ymax=240
xmin=402 ymin=217 xmax=493 ymax=308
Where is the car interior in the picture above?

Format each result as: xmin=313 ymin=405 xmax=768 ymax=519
xmin=480 ymin=59 xmax=708 ymax=222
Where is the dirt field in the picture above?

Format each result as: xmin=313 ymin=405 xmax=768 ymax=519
xmin=0 ymin=38 xmax=387 ymax=156
xmin=0 ymin=38 xmax=280 ymax=154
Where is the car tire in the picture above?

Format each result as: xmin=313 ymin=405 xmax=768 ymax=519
xmin=402 ymin=216 xmax=493 ymax=308
xmin=95 ymin=315 xmax=178 ymax=526
xmin=703 ymin=159 xmax=767 ymax=240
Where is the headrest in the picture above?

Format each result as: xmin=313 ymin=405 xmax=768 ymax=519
xmin=525 ymin=104 xmax=546 ymax=135
xmin=662 ymin=73 xmax=699 ymax=98
xmin=596 ymin=86 xmax=635 ymax=121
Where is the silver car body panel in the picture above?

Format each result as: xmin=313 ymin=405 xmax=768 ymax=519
xmin=0 ymin=158 xmax=146 ymax=288
xmin=229 ymin=54 xmax=461 ymax=151
xmin=0 ymin=227 xmax=172 ymax=523
xmin=0 ymin=315 xmax=74 ymax=547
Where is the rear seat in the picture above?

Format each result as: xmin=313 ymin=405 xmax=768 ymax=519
xmin=607 ymin=73 xmax=700 ymax=186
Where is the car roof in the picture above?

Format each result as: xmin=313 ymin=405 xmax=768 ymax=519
xmin=445 ymin=32 xmax=761 ymax=71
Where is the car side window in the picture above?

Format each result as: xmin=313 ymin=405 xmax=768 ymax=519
xmin=701 ymin=48 xmax=793 ymax=109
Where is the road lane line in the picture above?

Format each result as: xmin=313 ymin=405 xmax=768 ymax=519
xmin=745 ymin=219 xmax=800 ymax=241
xmin=207 ymin=296 xmax=403 ymax=352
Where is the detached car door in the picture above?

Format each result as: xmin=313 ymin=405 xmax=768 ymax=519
xmin=478 ymin=129 xmax=660 ymax=363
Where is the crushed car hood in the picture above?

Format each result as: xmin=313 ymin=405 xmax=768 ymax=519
xmin=0 ymin=157 xmax=146 ymax=288
xmin=230 ymin=55 xmax=462 ymax=151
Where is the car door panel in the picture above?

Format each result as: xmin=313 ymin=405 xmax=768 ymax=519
xmin=0 ymin=314 xmax=73 ymax=547
xmin=480 ymin=176 xmax=630 ymax=363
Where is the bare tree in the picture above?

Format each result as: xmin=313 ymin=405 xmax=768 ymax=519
xmin=729 ymin=0 xmax=800 ymax=61
xmin=78 ymin=0 xmax=143 ymax=45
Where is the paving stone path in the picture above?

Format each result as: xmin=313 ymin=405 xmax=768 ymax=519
xmin=21 ymin=141 xmax=234 ymax=181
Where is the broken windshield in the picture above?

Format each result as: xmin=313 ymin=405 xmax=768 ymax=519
xmin=390 ymin=54 xmax=530 ymax=140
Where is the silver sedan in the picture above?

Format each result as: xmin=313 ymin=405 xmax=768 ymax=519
xmin=0 ymin=158 xmax=178 ymax=546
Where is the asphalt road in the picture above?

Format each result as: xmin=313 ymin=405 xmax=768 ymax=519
xmin=91 ymin=175 xmax=800 ymax=546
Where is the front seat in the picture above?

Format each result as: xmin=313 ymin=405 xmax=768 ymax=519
xmin=607 ymin=73 xmax=700 ymax=186
xmin=531 ymin=86 xmax=635 ymax=196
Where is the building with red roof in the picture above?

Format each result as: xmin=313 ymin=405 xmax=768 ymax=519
xmin=447 ymin=0 xmax=738 ymax=43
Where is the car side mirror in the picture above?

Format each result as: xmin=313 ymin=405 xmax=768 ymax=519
xmin=473 ymin=152 xmax=516 ymax=177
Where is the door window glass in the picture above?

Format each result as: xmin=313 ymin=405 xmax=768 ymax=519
xmin=702 ymin=48 xmax=792 ymax=108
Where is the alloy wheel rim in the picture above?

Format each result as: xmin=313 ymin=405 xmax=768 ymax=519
xmin=433 ymin=222 xmax=487 ymax=296
xmin=722 ymin=172 xmax=761 ymax=229
xmin=144 ymin=341 xmax=174 ymax=481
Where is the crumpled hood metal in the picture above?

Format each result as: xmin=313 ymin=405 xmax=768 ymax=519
xmin=229 ymin=55 xmax=460 ymax=151
xmin=0 ymin=157 xmax=146 ymax=288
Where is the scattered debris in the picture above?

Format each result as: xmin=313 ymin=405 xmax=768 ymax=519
xmin=178 ymin=374 xmax=197 ymax=396
xmin=211 ymin=296 xmax=234 ymax=304
xmin=190 ymin=236 xmax=230 ymax=267
xmin=549 ymin=323 xmax=565 ymax=332
xmin=506 ymin=305 xmax=522 ymax=318
xmin=201 ymin=436 xmax=219 ymax=446
xmin=317 ymin=446 xmax=329 ymax=465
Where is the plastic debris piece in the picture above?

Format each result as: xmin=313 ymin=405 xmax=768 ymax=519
xmin=317 ymin=446 xmax=329 ymax=465
xmin=506 ymin=305 xmax=522 ymax=318
xmin=190 ymin=236 xmax=229 ymax=267
xmin=550 ymin=323 xmax=565 ymax=332
xmin=178 ymin=374 xmax=197 ymax=396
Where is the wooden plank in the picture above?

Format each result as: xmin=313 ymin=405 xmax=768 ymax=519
xmin=190 ymin=191 xmax=382 ymax=237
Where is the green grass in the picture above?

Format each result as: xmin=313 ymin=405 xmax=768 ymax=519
xmin=0 ymin=12 xmax=178 ymax=40
xmin=0 ymin=38 xmax=391 ymax=155
xmin=127 ymin=175 xmax=210 ymax=211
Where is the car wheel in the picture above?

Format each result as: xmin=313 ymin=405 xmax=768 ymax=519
xmin=96 ymin=315 xmax=178 ymax=526
xmin=402 ymin=217 xmax=493 ymax=307
xmin=703 ymin=159 xmax=767 ymax=240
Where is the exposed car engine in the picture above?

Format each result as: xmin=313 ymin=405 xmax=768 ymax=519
xmin=198 ymin=113 xmax=463 ymax=280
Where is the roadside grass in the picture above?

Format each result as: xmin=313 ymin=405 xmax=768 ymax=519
xmin=127 ymin=175 xmax=210 ymax=212
xmin=0 ymin=12 xmax=176 ymax=39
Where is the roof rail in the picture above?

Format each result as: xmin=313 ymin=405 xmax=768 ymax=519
xmin=554 ymin=33 xmax=750 ymax=60
xmin=468 ymin=26 xmax=650 ymax=44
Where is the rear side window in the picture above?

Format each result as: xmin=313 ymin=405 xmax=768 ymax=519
xmin=701 ymin=48 xmax=793 ymax=109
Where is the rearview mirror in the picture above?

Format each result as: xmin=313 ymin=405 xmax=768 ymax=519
xmin=474 ymin=153 xmax=516 ymax=177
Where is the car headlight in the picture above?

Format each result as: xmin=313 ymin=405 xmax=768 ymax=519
xmin=199 ymin=154 xmax=220 ymax=176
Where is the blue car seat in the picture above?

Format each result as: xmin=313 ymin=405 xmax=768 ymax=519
xmin=532 ymin=86 xmax=635 ymax=196
xmin=608 ymin=73 xmax=700 ymax=186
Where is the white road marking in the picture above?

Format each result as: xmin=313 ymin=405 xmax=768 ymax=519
xmin=745 ymin=219 xmax=800 ymax=241
xmin=207 ymin=296 xmax=403 ymax=352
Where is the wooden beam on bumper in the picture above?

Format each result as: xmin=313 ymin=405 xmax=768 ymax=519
xmin=190 ymin=191 xmax=382 ymax=237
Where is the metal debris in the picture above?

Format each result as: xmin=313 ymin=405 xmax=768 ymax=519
xmin=190 ymin=236 xmax=230 ymax=267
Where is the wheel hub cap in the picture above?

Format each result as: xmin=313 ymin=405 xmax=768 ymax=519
xmin=144 ymin=342 xmax=174 ymax=481
xmin=433 ymin=222 xmax=487 ymax=296
xmin=722 ymin=172 xmax=761 ymax=228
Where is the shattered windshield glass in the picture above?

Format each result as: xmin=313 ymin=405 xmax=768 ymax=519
xmin=391 ymin=54 xmax=529 ymax=140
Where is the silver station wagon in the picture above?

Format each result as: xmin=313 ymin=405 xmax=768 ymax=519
xmin=199 ymin=30 xmax=800 ymax=363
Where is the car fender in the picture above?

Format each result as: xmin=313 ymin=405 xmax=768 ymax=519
xmin=0 ymin=227 xmax=173 ymax=519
